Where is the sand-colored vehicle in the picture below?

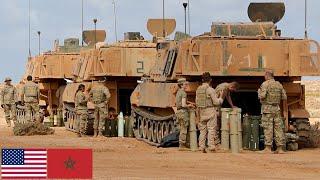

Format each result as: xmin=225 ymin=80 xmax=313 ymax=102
xmin=130 ymin=3 xmax=320 ymax=146
xmin=17 ymin=30 xmax=106 ymax=122
xmin=61 ymin=19 xmax=177 ymax=134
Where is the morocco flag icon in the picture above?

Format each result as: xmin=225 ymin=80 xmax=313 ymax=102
xmin=47 ymin=149 xmax=92 ymax=179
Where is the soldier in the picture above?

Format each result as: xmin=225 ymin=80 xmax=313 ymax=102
xmin=89 ymin=83 xmax=111 ymax=137
xmin=258 ymin=71 xmax=287 ymax=154
xmin=175 ymin=78 xmax=194 ymax=150
xmin=21 ymin=75 xmax=40 ymax=123
xmin=196 ymin=72 xmax=224 ymax=153
xmin=215 ymin=82 xmax=240 ymax=108
xmin=1 ymin=77 xmax=17 ymax=127
xmin=75 ymin=84 xmax=88 ymax=137
xmin=214 ymin=82 xmax=240 ymax=145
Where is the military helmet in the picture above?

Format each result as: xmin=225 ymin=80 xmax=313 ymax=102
xmin=4 ymin=77 xmax=12 ymax=82
xmin=177 ymin=78 xmax=188 ymax=85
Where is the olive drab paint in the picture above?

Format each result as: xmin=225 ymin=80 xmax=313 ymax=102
xmin=188 ymin=109 xmax=198 ymax=151
xmin=230 ymin=111 xmax=239 ymax=153
xmin=221 ymin=108 xmax=232 ymax=151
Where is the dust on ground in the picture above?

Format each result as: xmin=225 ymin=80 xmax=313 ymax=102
xmin=1 ymin=124 xmax=320 ymax=180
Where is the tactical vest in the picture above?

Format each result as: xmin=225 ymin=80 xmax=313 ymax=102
xmin=196 ymin=86 xmax=213 ymax=108
xmin=24 ymin=84 xmax=38 ymax=97
xmin=92 ymin=88 xmax=106 ymax=104
xmin=265 ymin=83 xmax=282 ymax=105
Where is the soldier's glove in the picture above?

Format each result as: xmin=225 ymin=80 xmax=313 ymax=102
xmin=1 ymin=104 xmax=4 ymax=108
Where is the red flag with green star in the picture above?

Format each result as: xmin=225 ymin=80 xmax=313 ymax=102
xmin=47 ymin=149 xmax=92 ymax=179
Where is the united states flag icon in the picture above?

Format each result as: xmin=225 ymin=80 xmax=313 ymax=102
xmin=1 ymin=149 xmax=47 ymax=179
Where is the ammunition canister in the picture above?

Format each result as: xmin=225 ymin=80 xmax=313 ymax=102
xmin=242 ymin=115 xmax=251 ymax=149
xmin=189 ymin=109 xmax=198 ymax=151
xmin=221 ymin=108 xmax=232 ymax=151
xmin=249 ymin=116 xmax=260 ymax=151
xmin=234 ymin=108 xmax=243 ymax=150
xmin=230 ymin=111 xmax=239 ymax=153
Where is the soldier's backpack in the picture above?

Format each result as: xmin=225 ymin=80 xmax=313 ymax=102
xmin=196 ymin=86 xmax=208 ymax=108
xmin=24 ymin=83 xmax=38 ymax=97
xmin=266 ymin=82 xmax=282 ymax=105
xmin=92 ymin=86 xmax=106 ymax=103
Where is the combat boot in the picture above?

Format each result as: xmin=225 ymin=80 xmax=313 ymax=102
xmin=207 ymin=148 xmax=216 ymax=153
xmin=178 ymin=143 xmax=189 ymax=151
xmin=275 ymin=146 xmax=285 ymax=154
xmin=199 ymin=148 xmax=207 ymax=153
xmin=260 ymin=145 xmax=272 ymax=154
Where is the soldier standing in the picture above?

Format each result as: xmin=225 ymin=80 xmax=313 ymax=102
xmin=196 ymin=72 xmax=223 ymax=153
xmin=75 ymin=84 xmax=88 ymax=137
xmin=175 ymin=78 xmax=194 ymax=150
xmin=258 ymin=71 xmax=287 ymax=154
xmin=89 ymin=83 xmax=111 ymax=137
xmin=1 ymin=77 xmax=17 ymax=127
xmin=215 ymin=82 xmax=240 ymax=108
xmin=21 ymin=75 xmax=40 ymax=123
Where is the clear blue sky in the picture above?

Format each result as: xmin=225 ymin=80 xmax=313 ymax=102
xmin=0 ymin=0 xmax=319 ymax=82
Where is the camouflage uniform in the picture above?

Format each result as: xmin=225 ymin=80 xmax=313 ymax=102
xmin=214 ymin=82 xmax=230 ymax=144
xmin=215 ymin=83 xmax=230 ymax=100
xmin=22 ymin=81 xmax=40 ymax=123
xmin=258 ymin=79 xmax=287 ymax=147
xmin=175 ymin=88 xmax=189 ymax=147
xmin=89 ymin=84 xmax=111 ymax=135
xmin=1 ymin=84 xmax=17 ymax=126
xmin=75 ymin=91 xmax=88 ymax=135
xmin=196 ymin=83 xmax=223 ymax=151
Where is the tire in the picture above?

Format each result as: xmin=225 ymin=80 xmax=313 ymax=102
xmin=295 ymin=118 xmax=311 ymax=148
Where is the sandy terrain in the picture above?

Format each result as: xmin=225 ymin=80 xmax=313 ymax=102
xmin=0 ymin=124 xmax=319 ymax=179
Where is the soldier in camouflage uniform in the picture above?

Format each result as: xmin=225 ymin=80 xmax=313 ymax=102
xmin=175 ymin=78 xmax=194 ymax=150
xmin=1 ymin=77 xmax=17 ymax=127
xmin=89 ymin=83 xmax=111 ymax=137
xmin=21 ymin=75 xmax=40 ymax=123
xmin=214 ymin=82 xmax=240 ymax=145
xmin=215 ymin=82 xmax=239 ymax=108
xmin=258 ymin=71 xmax=287 ymax=154
xmin=75 ymin=84 xmax=88 ymax=137
xmin=196 ymin=72 xmax=223 ymax=153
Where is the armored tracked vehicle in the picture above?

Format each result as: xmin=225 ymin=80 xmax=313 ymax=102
xmin=61 ymin=19 xmax=177 ymax=134
xmin=17 ymin=37 xmax=85 ymax=122
xmin=130 ymin=3 xmax=320 ymax=147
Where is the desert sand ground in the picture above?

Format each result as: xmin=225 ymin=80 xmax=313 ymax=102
xmin=1 ymin=82 xmax=320 ymax=179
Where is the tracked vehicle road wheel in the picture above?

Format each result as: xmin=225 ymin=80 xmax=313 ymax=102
xmin=143 ymin=118 xmax=148 ymax=138
xmin=157 ymin=122 xmax=162 ymax=143
xmin=147 ymin=120 xmax=152 ymax=141
xmin=132 ymin=107 xmax=176 ymax=146
xmin=162 ymin=122 xmax=169 ymax=138
xmin=152 ymin=122 xmax=157 ymax=143
xmin=137 ymin=116 xmax=143 ymax=138
xmin=295 ymin=118 xmax=311 ymax=148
